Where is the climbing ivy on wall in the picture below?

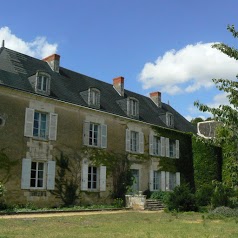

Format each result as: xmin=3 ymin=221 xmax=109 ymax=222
xmin=152 ymin=126 xmax=195 ymax=189
xmin=192 ymin=136 xmax=222 ymax=190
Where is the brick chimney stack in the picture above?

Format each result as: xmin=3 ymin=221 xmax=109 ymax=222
xmin=150 ymin=91 xmax=162 ymax=108
xmin=43 ymin=54 xmax=60 ymax=73
xmin=113 ymin=76 xmax=124 ymax=96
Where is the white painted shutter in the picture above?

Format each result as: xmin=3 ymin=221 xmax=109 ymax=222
xmin=126 ymin=129 xmax=131 ymax=152
xmin=81 ymin=159 xmax=88 ymax=191
xmin=176 ymin=140 xmax=180 ymax=159
xmin=47 ymin=161 xmax=56 ymax=190
xmin=99 ymin=166 xmax=107 ymax=191
xmin=176 ymin=172 xmax=180 ymax=186
xmin=83 ymin=121 xmax=90 ymax=146
xmin=166 ymin=171 xmax=170 ymax=190
xmin=139 ymin=132 xmax=144 ymax=154
xmin=165 ymin=138 xmax=170 ymax=157
xmin=149 ymin=133 xmax=154 ymax=155
xmin=21 ymin=158 xmax=31 ymax=189
xmin=161 ymin=171 xmax=166 ymax=191
xmin=149 ymin=169 xmax=154 ymax=191
xmin=127 ymin=98 xmax=130 ymax=116
xmin=161 ymin=137 xmax=165 ymax=156
xmin=101 ymin=124 xmax=107 ymax=148
xmin=24 ymin=108 xmax=34 ymax=137
xmin=49 ymin=113 xmax=58 ymax=141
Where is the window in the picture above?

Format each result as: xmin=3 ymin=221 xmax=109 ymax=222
xmin=131 ymin=131 xmax=139 ymax=152
xmin=150 ymin=171 xmax=180 ymax=191
xmin=153 ymin=171 xmax=161 ymax=190
xmin=127 ymin=98 xmax=139 ymax=118
xmin=33 ymin=112 xmax=47 ymax=139
xmin=24 ymin=108 xmax=58 ymax=141
xmin=131 ymin=169 xmax=139 ymax=193
xmin=30 ymin=162 xmax=45 ymax=188
xmin=166 ymin=113 xmax=174 ymax=128
xmin=89 ymin=123 xmax=99 ymax=146
xmin=35 ymin=72 xmax=50 ymax=95
xmin=83 ymin=122 xmax=107 ymax=148
xmin=21 ymin=159 xmax=56 ymax=190
xmin=169 ymin=139 xmax=176 ymax=158
xmin=81 ymin=159 xmax=106 ymax=191
xmin=153 ymin=136 xmax=161 ymax=156
xmin=88 ymin=88 xmax=100 ymax=107
xmin=126 ymin=129 xmax=144 ymax=154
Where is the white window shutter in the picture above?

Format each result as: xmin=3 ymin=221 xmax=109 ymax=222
xmin=149 ymin=170 xmax=154 ymax=191
xmin=24 ymin=108 xmax=34 ymax=137
xmin=149 ymin=133 xmax=154 ymax=155
xmin=166 ymin=171 xmax=170 ymax=190
xmin=165 ymin=138 xmax=170 ymax=157
xmin=127 ymin=98 xmax=130 ymax=116
xmin=49 ymin=113 xmax=58 ymax=141
xmin=21 ymin=158 xmax=31 ymax=189
xmin=126 ymin=129 xmax=130 ymax=152
xmin=96 ymin=91 xmax=100 ymax=108
xmin=161 ymin=137 xmax=165 ymax=156
xmin=83 ymin=121 xmax=90 ymax=146
xmin=99 ymin=166 xmax=107 ymax=191
xmin=161 ymin=171 xmax=166 ymax=191
xmin=176 ymin=140 xmax=180 ymax=159
xmin=139 ymin=132 xmax=144 ymax=154
xmin=101 ymin=124 xmax=107 ymax=148
xmin=176 ymin=172 xmax=180 ymax=186
xmin=81 ymin=159 xmax=88 ymax=191
xmin=47 ymin=161 xmax=56 ymax=190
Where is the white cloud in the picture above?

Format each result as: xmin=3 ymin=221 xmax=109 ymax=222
xmin=207 ymin=92 xmax=229 ymax=109
xmin=0 ymin=26 xmax=58 ymax=58
xmin=138 ymin=42 xmax=238 ymax=95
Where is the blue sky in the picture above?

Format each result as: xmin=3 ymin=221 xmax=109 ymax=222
xmin=1 ymin=0 xmax=238 ymax=120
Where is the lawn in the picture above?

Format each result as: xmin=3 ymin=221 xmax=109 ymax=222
xmin=0 ymin=211 xmax=238 ymax=238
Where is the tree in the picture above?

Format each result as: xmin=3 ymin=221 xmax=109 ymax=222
xmin=194 ymin=24 xmax=238 ymax=189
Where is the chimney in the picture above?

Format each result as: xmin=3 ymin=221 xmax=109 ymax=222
xmin=42 ymin=54 xmax=60 ymax=73
xmin=113 ymin=76 xmax=124 ymax=96
xmin=150 ymin=91 xmax=162 ymax=108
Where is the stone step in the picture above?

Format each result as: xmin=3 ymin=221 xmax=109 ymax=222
xmin=145 ymin=199 xmax=165 ymax=210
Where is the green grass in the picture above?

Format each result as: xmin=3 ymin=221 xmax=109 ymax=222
xmin=0 ymin=211 xmax=238 ymax=238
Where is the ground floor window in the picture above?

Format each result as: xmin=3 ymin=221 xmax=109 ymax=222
xmin=30 ymin=161 xmax=45 ymax=188
xmin=88 ymin=166 xmax=98 ymax=189
xmin=131 ymin=169 xmax=139 ymax=193
xmin=153 ymin=171 xmax=161 ymax=190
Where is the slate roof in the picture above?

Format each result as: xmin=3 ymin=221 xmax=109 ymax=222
xmin=0 ymin=46 xmax=196 ymax=133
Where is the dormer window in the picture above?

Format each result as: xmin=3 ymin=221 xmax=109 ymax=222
xmin=88 ymin=88 xmax=100 ymax=108
xmin=166 ymin=112 xmax=174 ymax=128
xmin=127 ymin=97 xmax=139 ymax=118
xmin=35 ymin=71 xmax=51 ymax=95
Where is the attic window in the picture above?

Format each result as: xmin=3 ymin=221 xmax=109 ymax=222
xmin=35 ymin=71 xmax=51 ymax=95
xmin=88 ymin=88 xmax=100 ymax=108
xmin=166 ymin=112 xmax=174 ymax=128
xmin=127 ymin=97 xmax=139 ymax=118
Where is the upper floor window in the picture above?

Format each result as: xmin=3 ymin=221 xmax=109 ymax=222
xmin=35 ymin=71 xmax=51 ymax=95
xmin=127 ymin=98 xmax=139 ymax=118
xmin=126 ymin=129 xmax=144 ymax=154
xmin=169 ymin=139 xmax=176 ymax=158
xmin=83 ymin=121 xmax=107 ymax=148
xmin=24 ymin=108 xmax=58 ymax=141
xmin=88 ymin=88 xmax=100 ymax=108
xmin=166 ymin=112 xmax=174 ymax=128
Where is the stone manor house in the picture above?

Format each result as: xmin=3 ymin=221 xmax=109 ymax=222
xmin=0 ymin=44 xmax=196 ymax=206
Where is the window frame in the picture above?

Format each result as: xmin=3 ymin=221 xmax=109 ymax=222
xmin=88 ymin=166 xmax=98 ymax=190
xmin=127 ymin=97 xmax=139 ymax=118
xmin=33 ymin=111 xmax=48 ymax=140
xmin=30 ymin=161 xmax=46 ymax=189
xmin=166 ymin=112 xmax=174 ymax=128
xmin=88 ymin=88 xmax=100 ymax=108
xmin=35 ymin=71 xmax=51 ymax=95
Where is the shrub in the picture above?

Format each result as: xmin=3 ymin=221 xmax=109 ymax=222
xmin=208 ymin=206 xmax=238 ymax=218
xmin=150 ymin=191 xmax=170 ymax=204
xmin=165 ymin=184 xmax=197 ymax=212
xmin=0 ymin=182 xmax=5 ymax=197
xmin=211 ymin=181 xmax=234 ymax=208
xmin=195 ymin=183 xmax=213 ymax=206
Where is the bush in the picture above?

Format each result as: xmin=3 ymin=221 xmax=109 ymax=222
xmin=195 ymin=183 xmax=213 ymax=206
xmin=150 ymin=191 xmax=170 ymax=204
xmin=165 ymin=184 xmax=197 ymax=212
xmin=0 ymin=182 xmax=6 ymax=197
xmin=211 ymin=181 xmax=234 ymax=208
xmin=208 ymin=206 xmax=238 ymax=218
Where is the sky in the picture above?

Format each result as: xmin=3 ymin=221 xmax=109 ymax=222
xmin=0 ymin=0 xmax=238 ymax=121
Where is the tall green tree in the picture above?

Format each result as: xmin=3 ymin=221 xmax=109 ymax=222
xmin=194 ymin=24 xmax=238 ymax=189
